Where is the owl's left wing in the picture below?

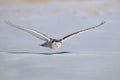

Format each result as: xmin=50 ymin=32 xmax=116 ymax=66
xmin=61 ymin=21 xmax=106 ymax=42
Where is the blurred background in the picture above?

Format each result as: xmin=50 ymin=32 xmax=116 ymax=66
xmin=0 ymin=0 xmax=120 ymax=52
xmin=0 ymin=1 xmax=120 ymax=80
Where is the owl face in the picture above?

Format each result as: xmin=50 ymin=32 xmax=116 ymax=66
xmin=52 ymin=42 xmax=62 ymax=49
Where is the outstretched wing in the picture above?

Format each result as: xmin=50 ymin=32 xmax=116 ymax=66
xmin=61 ymin=21 xmax=106 ymax=42
xmin=6 ymin=21 xmax=51 ymax=42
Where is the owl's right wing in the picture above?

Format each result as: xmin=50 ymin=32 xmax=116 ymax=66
xmin=6 ymin=21 xmax=51 ymax=42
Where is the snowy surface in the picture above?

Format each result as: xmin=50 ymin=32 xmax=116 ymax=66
xmin=0 ymin=52 xmax=120 ymax=80
xmin=0 ymin=0 xmax=120 ymax=80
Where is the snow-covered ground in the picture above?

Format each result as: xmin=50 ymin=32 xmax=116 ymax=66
xmin=0 ymin=52 xmax=120 ymax=80
xmin=0 ymin=0 xmax=120 ymax=80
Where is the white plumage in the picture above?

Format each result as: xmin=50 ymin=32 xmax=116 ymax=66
xmin=6 ymin=21 xmax=105 ymax=49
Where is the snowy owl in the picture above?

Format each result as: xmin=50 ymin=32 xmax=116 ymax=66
xmin=6 ymin=21 xmax=105 ymax=49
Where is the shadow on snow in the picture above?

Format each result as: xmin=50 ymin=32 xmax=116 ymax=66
xmin=8 ymin=51 xmax=72 ymax=55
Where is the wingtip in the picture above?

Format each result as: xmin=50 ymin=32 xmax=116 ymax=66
xmin=101 ymin=21 xmax=106 ymax=25
xmin=5 ymin=20 xmax=12 ymax=25
xmin=5 ymin=20 xmax=17 ymax=28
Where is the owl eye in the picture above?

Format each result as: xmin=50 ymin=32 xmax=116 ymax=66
xmin=57 ymin=43 xmax=61 ymax=46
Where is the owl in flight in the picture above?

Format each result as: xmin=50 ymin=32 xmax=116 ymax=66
xmin=6 ymin=21 xmax=105 ymax=49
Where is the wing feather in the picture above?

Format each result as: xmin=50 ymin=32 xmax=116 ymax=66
xmin=61 ymin=21 xmax=106 ymax=42
xmin=6 ymin=21 xmax=51 ymax=42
